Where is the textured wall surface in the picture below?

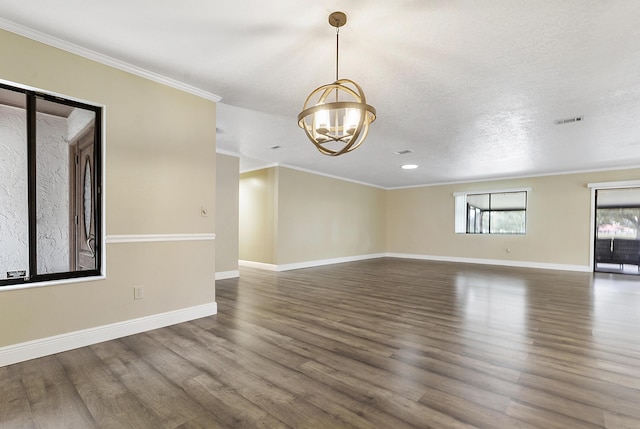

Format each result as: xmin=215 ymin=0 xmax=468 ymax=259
xmin=67 ymin=107 xmax=94 ymax=141
xmin=0 ymin=105 xmax=28 ymax=278
xmin=35 ymin=112 xmax=69 ymax=275
xmin=0 ymin=105 xmax=70 ymax=277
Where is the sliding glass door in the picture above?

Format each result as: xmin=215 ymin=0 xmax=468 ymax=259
xmin=594 ymin=188 xmax=640 ymax=275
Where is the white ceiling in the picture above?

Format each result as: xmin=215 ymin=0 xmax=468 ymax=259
xmin=2 ymin=0 xmax=640 ymax=188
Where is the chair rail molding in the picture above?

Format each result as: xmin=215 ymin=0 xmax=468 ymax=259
xmin=106 ymin=233 xmax=216 ymax=244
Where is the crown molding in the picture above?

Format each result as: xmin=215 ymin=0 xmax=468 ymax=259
xmin=216 ymin=148 xmax=240 ymax=158
xmin=388 ymin=165 xmax=640 ymax=190
xmin=0 ymin=18 xmax=222 ymax=103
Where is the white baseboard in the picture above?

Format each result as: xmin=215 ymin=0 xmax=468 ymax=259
xmin=216 ymin=270 xmax=239 ymax=280
xmin=239 ymin=254 xmax=387 ymax=272
xmin=276 ymin=253 xmax=387 ymax=271
xmin=386 ymin=253 xmax=591 ymax=272
xmin=240 ymin=253 xmax=590 ymax=273
xmin=238 ymin=260 xmax=278 ymax=271
xmin=0 ymin=302 xmax=217 ymax=367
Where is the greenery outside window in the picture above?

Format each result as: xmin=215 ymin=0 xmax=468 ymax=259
xmin=595 ymin=187 xmax=640 ymax=240
xmin=454 ymin=189 xmax=528 ymax=235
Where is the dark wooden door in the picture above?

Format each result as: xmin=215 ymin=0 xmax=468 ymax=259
xmin=72 ymin=128 xmax=96 ymax=271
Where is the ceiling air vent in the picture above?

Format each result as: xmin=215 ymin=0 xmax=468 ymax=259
xmin=394 ymin=149 xmax=413 ymax=155
xmin=554 ymin=116 xmax=584 ymax=125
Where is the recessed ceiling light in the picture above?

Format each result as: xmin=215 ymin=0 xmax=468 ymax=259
xmin=401 ymin=164 xmax=418 ymax=170
xmin=269 ymin=145 xmax=281 ymax=150
xmin=394 ymin=149 xmax=413 ymax=155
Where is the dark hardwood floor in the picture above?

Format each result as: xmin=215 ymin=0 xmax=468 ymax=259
xmin=2 ymin=258 xmax=640 ymax=428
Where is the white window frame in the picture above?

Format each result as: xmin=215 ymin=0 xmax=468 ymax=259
xmin=0 ymin=78 xmax=106 ymax=291
xmin=454 ymin=187 xmax=531 ymax=234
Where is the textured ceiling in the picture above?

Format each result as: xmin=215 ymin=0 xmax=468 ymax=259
xmin=1 ymin=1 xmax=640 ymax=188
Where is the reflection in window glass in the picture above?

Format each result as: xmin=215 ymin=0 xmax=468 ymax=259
xmin=596 ymin=188 xmax=640 ymax=239
xmin=0 ymin=81 xmax=101 ymax=286
xmin=594 ymin=188 xmax=640 ymax=275
xmin=490 ymin=210 xmax=526 ymax=234
xmin=35 ymin=98 xmax=74 ymax=275
xmin=0 ymin=88 xmax=28 ymax=280
xmin=459 ymin=191 xmax=527 ymax=234
xmin=36 ymin=99 xmax=97 ymax=275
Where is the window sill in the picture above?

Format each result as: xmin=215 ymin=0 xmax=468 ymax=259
xmin=0 ymin=274 xmax=106 ymax=292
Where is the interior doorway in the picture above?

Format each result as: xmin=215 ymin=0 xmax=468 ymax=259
xmin=594 ymin=187 xmax=640 ymax=275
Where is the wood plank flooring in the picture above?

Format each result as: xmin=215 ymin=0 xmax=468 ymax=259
xmin=2 ymin=258 xmax=640 ymax=428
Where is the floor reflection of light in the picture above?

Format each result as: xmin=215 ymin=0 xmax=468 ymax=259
xmin=455 ymin=271 xmax=529 ymax=336
xmin=592 ymin=273 xmax=640 ymax=343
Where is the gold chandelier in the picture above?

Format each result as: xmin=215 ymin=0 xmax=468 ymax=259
xmin=297 ymin=11 xmax=376 ymax=156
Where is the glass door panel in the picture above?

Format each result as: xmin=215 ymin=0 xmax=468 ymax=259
xmin=595 ymin=188 xmax=640 ymax=275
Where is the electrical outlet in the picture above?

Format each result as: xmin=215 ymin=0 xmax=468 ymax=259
xmin=134 ymin=286 xmax=144 ymax=300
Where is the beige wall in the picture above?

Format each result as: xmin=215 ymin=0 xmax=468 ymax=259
xmin=276 ymin=167 xmax=387 ymax=264
xmin=239 ymin=166 xmax=387 ymax=266
xmin=388 ymin=168 xmax=640 ymax=267
xmin=239 ymin=167 xmax=277 ymax=263
xmin=238 ymin=160 xmax=639 ymax=271
xmin=0 ymin=29 xmax=217 ymax=347
xmin=215 ymin=153 xmax=239 ymax=274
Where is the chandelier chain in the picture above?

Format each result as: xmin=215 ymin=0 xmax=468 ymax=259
xmin=335 ymin=26 xmax=339 ymax=82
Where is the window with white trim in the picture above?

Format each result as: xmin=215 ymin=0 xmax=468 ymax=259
xmin=454 ymin=189 xmax=529 ymax=234
xmin=0 ymin=81 xmax=103 ymax=287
